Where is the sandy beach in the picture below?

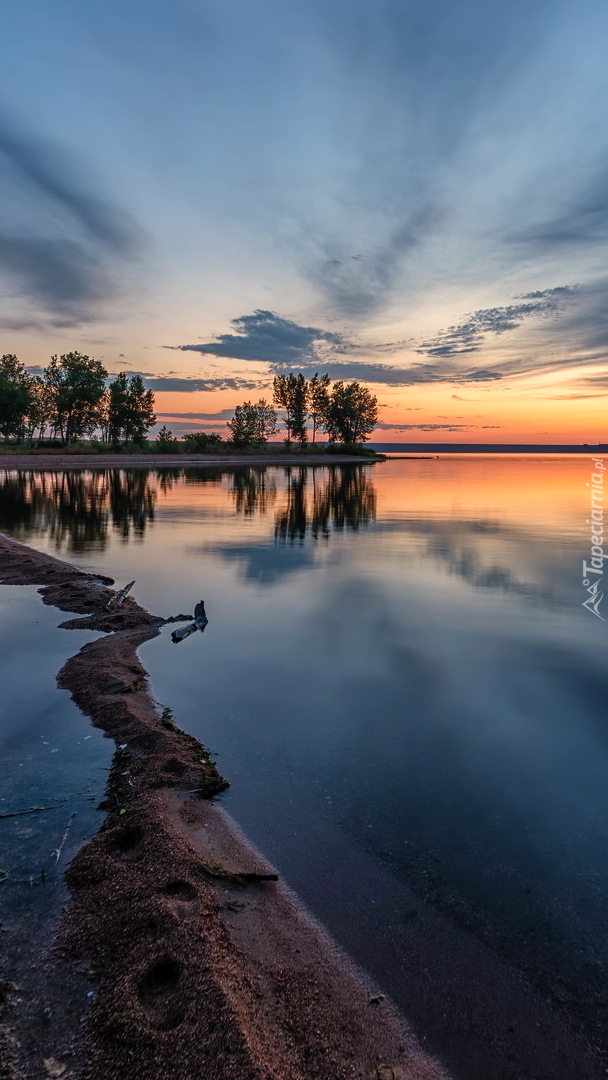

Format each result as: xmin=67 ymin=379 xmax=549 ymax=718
xmin=0 ymin=452 xmax=385 ymax=471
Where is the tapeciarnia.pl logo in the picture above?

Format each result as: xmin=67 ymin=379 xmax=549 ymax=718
xmin=583 ymin=457 xmax=605 ymax=620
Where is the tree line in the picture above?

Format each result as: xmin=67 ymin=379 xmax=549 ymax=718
xmin=225 ymin=373 xmax=378 ymax=448
xmin=1 ymin=353 xmax=378 ymax=451
xmin=0 ymin=352 xmax=156 ymax=446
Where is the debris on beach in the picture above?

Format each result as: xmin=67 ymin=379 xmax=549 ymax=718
xmin=43 ymin=1058 xmax=67 ymax=1078
xmin=171 ymin=600 xmax=208 ymax=643
xmin=105 ymin=579 xmax=135 ymax=609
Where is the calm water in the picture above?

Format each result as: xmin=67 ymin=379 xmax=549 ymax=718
xmin=0 ymin=585 xmax=111 ymax=944
xmin=1 ymin=457 xmax=606 ymax=1071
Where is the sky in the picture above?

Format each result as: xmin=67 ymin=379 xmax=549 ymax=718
xmin=1 ymin=0 xmax=608 ymax=443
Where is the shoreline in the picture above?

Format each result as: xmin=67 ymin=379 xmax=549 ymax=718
xmin=0 ymin=532 xmax=447 ymax=1080
xmin=0 ymin=452 xmax=388 ymax=471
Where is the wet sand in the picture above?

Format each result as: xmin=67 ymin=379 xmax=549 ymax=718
xmin=0 ymin=532 xmax=447 ymax=1080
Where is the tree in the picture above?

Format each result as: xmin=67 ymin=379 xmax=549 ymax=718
xmin=108 ymin=372 xmax=156 ymax=446
xmin=96 ymin=389 xmax=111 ymax=443
xmin=320 ymin=381 xmax=378 ymax=444
xmin=308 ymin=373 xmax=330 ymax=443
xmin=182 ymin=431 xmax=224 ymax=452
xmin=108 ymin=372 xmax=129 ymax=446
xmin=0 ymin=354 xmax=31 ymax=442
xmin=24 ymin=375 xmax=54 ymax=446
xmin=273 ymin=373 xmax=308 ymax=446
xmin=227 ymin=399 xmax=277 ymax=447
xmin=155 ymin=425 xmax=178 ymax=451
xmin=44 ymin=352 xmax=107 ymax=444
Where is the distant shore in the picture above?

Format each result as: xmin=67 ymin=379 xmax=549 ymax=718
xmin=371 ymin=442 xmax=607 ymax=454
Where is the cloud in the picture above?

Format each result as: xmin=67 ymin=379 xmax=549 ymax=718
xmin=171 ymin=309 xmax=509 ymax=385
xmin=0 ymin=113 xmax=142 ymax=324
xmin=114 ymin=372 xmax=263 ymax=393
xmin=156 ymin=410 xmax=235 ymax=420
xmin=513 ymin=168 xmax=608 ymax=251
xmin=546 ymin=392 xmax=608 ymax=400
xmin=375 ymin=422 xmax=502 ymax=431
xmin=374 ymin=422 xmax=469 ymax=431
xmin=171 ymin=309 xmax=344 ymax=365
xmin=307 ymin=208 xmax=441 ymax=317
xmin=580 ymin=375 xmax=608 ymax=388
xmin=417 ymin=287 xmax=578 ymax=358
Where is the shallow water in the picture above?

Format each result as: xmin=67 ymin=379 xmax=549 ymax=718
xmin=1 ymin=456 xmax=606 ymax=1059
xmin=0 ymin=584 xmax=112 ymax=942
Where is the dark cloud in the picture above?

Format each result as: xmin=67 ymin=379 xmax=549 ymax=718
xmin=172 ymin=309 xmax=344 ymax=365
xmin=118 ymin=373 xmax=263 ymax=393
xmin=417 ymin=287 xmax=578 ymax=358
xmin=293 ymin=361 xmax=503 ymax=384
xmin=0 ymin=237 xmax=108 ymax=307
xmin=0 ymin=114 xmax=142 ymax=323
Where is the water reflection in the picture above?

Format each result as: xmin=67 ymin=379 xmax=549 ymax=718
xmin=407 ymin=519 xmax=555 ymax=604
xmin=230 ymin=468 xmax=277 ymax=517
xmin=274 ymin=466 xmax=376 ymax=543
xmin=0 ymin=465 xmax=376 ymax=553
xmin=0 ymin=469 xmax=157 ymax=550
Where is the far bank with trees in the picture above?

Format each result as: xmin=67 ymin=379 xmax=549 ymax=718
xmin=0 ymin=352 xmax=155 ymax=448
xmin=0 ymin=352 xmax=380 ymax=455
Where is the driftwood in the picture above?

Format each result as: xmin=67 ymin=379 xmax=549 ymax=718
xmin=105 ymin=580 xmax=135 ymax=610
xmin=171 ymin=600 xmax=208 ymax=644
xmin=237 ymin=873 xmax=279 ymax=882
xmin=0 ymin=804 xmax=65 ymax=820
xmin=200 ymin=859 xmax=278 ymax=884
xmin=53 ymin=811 xmax=76 ymax=863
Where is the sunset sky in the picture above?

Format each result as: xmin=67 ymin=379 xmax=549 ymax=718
xmin=1 ymin=0 xmax=608 ymax=442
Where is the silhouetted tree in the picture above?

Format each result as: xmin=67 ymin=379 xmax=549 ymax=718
xmin=108 ymin=372 xmax=156 ymax=446
xmin=227 ymin=400 xmax=277 ymax=447
xmin=320 ymin=381 xmax=378 ymax=444
xmin=273 ymin=373 xmax=308 ymax=446
xmin=0 ymin=354 xmax=31 ymax=442
xmin=308 ymin=373 xmax=330 ymax=443
xmin=23 ymin=375 xmax=54 ymax=446
xmin=96 ymin=389 xmax=111 ymax=443
xmin=44 ymin=352 xmax=108 ymax=444
xmin=155 ymin=425 xmax=178 ymax=451
xmin=182 ymin=431 xmax=224 ymax=451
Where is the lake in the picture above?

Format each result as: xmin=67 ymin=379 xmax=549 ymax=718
xmin=1 ymin=455 xmax=606 ymax=1076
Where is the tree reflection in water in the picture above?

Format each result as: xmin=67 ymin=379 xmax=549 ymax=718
xmin=0 ymin=464 xmax=377 ymax=553
xmin=0 ymin=470 xmax=156 ymax=551
xmin=272 ymin=466 xmax=377 ymax=543
xmin=229 ymin=468 xmax=278 ymax=517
